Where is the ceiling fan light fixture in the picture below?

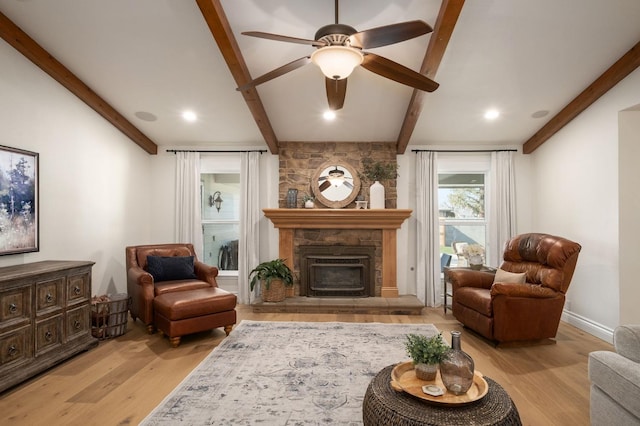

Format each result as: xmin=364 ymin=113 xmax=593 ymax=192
xmin=311 ymin=46 xmax=363 ymax=80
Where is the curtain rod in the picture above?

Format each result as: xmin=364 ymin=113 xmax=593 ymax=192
xmin=166 ymin=149 xmax=267 ymax=154
xmin=411 ymin=149 xmax=518 ymax=153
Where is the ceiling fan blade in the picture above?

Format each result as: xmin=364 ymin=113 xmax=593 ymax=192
xmin=348 ymin=20 xmax=432 ymax=49
xmin=344 ymin=181 xmax=353 ymax=189
xmin=319 ymin=180 xmax=331 ymax=192
xmin=237 ymin=56 xmax=311 ymax=91
xmin=242 ymin=31 xmax=326 ymax=47
xmin=325 ymin=78 xmax=347 ymax=111
xmin=361 ymin=53 xmax=439 ymax=92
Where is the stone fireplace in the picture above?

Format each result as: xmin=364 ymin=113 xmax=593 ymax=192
xmin=263 ymin=209 xmax=411 ymax=298
xmin=300 ymin=245 xmax=375 ymax=297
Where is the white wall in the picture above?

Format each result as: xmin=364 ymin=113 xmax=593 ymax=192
xmin=0 ymin=40 xmax=152 ymax=296
xmin=531 ymin=67 xmax=640 ymax=341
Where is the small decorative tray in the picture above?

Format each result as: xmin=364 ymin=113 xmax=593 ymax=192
xmin=389 ymin=361 xmax=488 ymax=406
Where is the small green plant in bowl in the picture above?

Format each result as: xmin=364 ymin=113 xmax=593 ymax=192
xmin=405 ymin=333 xmax=450 ymax=381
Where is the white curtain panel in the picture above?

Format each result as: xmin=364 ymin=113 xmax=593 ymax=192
xmin=415 ymin=152 xmax=441 ymax=306
xmin=238 ymin=152 xmax=261 ymax=304
xmin=489 ymin=151 xmax=517 ymax=265
xmin=174 ymin=151 xmax=204 ymax=260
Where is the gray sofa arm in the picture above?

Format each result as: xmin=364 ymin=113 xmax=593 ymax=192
xmin=588 ymin=325 xmax=640 ymax=423
xmin=614 ymin=324 xmax=640 ymax=363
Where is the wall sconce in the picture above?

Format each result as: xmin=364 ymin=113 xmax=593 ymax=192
xmin=209 ymin=191 xmax=223 ymax=212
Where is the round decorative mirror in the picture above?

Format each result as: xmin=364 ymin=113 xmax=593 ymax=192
xmin=311 ymin=161 xmax=361 ymax=208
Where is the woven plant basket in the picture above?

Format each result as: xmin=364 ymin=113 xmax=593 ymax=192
xmin=262 ymin=278 xmax=285 ymax=302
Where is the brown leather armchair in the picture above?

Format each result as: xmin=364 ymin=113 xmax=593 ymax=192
xmin=448 ymin=233 xmax=581 ymax=343
xmin=126 ymin=243 xmax=221 ymax=333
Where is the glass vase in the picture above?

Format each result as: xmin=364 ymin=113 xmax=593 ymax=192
xmin=440 ymin=331 xmax=475 ymax=395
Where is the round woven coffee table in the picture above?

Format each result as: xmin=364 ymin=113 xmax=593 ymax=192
xmin=363 ymin=365 xmax=522 ymax=426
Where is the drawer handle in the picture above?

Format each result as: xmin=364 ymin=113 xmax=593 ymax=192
xmin=46 ymin=293 xmax=54 ymax=303
xmin=73 ymin=286 xmax=81 ymax=296
xmin=45 ymin=331 xmax=53 ymax=341
xmin=9 ymin=303 xmax=17 ymax=314
xmin=8 ymin=344 xmax=18 ymax=357
xmin=73 ymin=320 xmax=81 ymax=330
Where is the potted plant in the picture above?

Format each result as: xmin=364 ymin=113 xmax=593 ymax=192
xmin=405 ymin=333 xmax=450 ymax=381
xmin=249 ymin=259 xmax=294 ymax=302
xmin=359 ymin=157 xmax=399 ymax=183
xmin=302 ymin=194 xmax=315 ymax=209
xmin=359 ymin=157 xmax=399 ymax=209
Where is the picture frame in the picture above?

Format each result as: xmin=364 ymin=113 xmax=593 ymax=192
xmin=0 ymin=145 xmax=39 ymax=255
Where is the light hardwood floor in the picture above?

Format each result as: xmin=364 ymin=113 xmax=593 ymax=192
xmin=0 ymin=305 xmax=613 ymax=425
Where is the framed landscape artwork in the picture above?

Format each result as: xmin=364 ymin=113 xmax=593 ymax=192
xmin=0 ymin=145 xmax=38 ymax=255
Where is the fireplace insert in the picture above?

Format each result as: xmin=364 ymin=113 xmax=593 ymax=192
xmin=299 ymin=245 xmax=375 ymax=297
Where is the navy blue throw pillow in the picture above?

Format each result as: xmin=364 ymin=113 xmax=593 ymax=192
xmin=146 ymin=255 xmax=197 ymax=282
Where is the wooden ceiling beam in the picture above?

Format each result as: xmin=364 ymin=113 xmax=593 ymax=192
xmin=196 ymin=0 xmax=279 ymax=154
xmin=523 ymin=40 xmax=640 ymax=154
xmin=0 ymin=11 xmax=158 ymax=155
xmin=396 ymin=0 xmax=465 ymax=154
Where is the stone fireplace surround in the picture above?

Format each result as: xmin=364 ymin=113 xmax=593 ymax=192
xmin=263 ymin=209 xmax=412 ymax=298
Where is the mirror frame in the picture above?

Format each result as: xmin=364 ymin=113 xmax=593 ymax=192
xmin=311 ymin=161 xmax=361 ymax=209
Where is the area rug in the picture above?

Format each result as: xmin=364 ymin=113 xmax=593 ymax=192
xmin=141 ymin=320 xmax=439 ymax=425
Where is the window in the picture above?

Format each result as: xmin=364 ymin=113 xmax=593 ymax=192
xmin=201 ymin=155 xmax=240 ymax=274
xmin=438 ymin=173 xmax=487 ymax=266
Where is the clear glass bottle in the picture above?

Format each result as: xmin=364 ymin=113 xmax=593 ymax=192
xmin=440 ymin=331 xmax=475 ymax=395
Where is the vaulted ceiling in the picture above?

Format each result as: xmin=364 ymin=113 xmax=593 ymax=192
xmin=1 ymin=0 xmax=639 ymax=155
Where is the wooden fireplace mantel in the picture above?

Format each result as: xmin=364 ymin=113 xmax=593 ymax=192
xmin=263 ymin=209 xmax=412 ymax=298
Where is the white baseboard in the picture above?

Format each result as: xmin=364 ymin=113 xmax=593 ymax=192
xmin=561 ymin=310 xmax=614 ymax=344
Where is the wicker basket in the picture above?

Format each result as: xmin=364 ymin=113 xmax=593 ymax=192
xmin=262 ymin=279 xmax=285 ymax=302
xmin=91 ymin=293 xmax=129 ymax=339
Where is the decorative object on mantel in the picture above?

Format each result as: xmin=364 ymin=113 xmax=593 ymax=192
xmin=286 ymin=188 xmax=298 ymax=208
xmin=440 ymin=331 xmax=475 ymax=395
xmin=360 ymin=157 xmax=398 ymax=209
xmin=462 ymin=244 xmax=485 ymax=270
xmin=249 ymin=258 xmax=293 ymax=302
xmin=311 ymin=161 xmax=361 ymax=209
xmin=404 ymin=333 xmax=450 ymax=381
xmin=302 ymin=194 xmax=315 ymax=208
xmin=355 ymin=200 xmax=368 ymax=209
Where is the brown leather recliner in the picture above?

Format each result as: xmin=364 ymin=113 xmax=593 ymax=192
xmin=449 ymin=233 xmax=581 ymax=343
xmin=126 ymin=243 xmax=226 ymax=333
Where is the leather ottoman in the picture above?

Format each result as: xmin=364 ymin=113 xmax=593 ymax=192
xmin=153 ymin=287 xmax=237 ymax=347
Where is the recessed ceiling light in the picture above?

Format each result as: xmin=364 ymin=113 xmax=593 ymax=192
xmin=182 ymin=110 xmax=197 ymax=122
xmin=323 ymin=110 xmax=336 ymax=121
xmin=484 ymin=109 xmax=500 ymax=120
xmin=531 ymin=110 xmax=549 ymax=118
xmin=134 ymin=111 xmax=157 ymax=122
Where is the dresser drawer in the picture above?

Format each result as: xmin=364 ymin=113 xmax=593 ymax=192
xmin=66 ymin=272 xmax=90 ymax=305
xmin=36 ymin=278 xmax=64 ymax=316
xmin=0 ymin=286 xmax=32 ymax=330
xmin=35 ymin=315 xmax=63 ymax=356
xmin=0 ymin=326 xmax=33 ymax=370
xmin=66 ymin=304 xmax=90 ymax=341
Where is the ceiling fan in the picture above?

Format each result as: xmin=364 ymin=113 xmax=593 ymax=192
xmin=237 ymin=0 xmax=439 ymax=111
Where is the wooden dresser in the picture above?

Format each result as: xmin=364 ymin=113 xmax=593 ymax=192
xmin=0 ymin=261 xmax=97 ymax=393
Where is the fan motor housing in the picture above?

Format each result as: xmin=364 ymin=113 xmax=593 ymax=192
xmin=315 ymin=24 xmax=357 ymax=45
